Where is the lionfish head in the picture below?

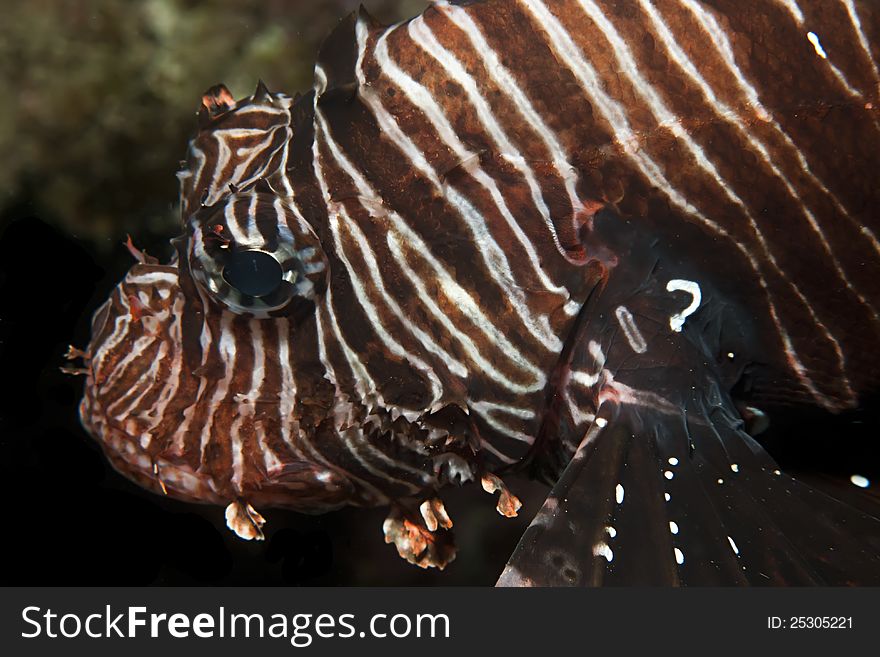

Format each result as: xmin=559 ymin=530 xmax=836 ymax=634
xmin=75 ymin=83 xmax=373 ymax=525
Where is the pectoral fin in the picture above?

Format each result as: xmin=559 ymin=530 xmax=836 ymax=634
xmin=498 ymin=405 xmax=880 ymax=586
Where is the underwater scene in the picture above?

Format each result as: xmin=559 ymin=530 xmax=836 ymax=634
xmin=1 ymin=0 xmax=879 ymax=586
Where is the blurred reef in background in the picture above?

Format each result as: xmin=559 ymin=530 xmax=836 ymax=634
xmin=0 ymin=0 xmax=427 ymax=251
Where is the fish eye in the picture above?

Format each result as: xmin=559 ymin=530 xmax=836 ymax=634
xmin=187 ymin=188 xmax=328 ymax=316
xmin=222 ymin=249 xmax=284 ymax=298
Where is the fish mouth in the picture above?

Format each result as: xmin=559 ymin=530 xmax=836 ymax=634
xmin=81 ymin=379 xmax=359 ymax=515
xmin=80 ymin=388 xmax=225 ymax=505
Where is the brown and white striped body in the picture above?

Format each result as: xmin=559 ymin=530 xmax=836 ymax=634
xmin=78 ymin=0 xmax=880 ymax=579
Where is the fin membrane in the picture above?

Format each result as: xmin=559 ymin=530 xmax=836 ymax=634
xmin=498 ymin=407 xmax=880 ymax=586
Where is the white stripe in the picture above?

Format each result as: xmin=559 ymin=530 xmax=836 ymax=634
xmin=437 ymin=1 xmax=584 ymax=220
xmin=841 ymin=0 xmax=880 ymax=85
xmin=233 ymin=104 xmax=289 ymax=117
xmin=387 ymin=231 xmax=545 ymax=393
xmin=182 ymin=145 xmax=207 ymax=212
xmin=210 ymin=128 xmax=273 ymax=137
xmin=125 ymin=271 xmax=178 ymax=286
xmin=321 ymin=287 xmax=381 ymax=407
xmin=312 ymin=74 xmax=546 ymax=392
xmin=640 ymin=0 xmax=880 ymax=325
xmin=469 ymin=400 xmax=536 ymax=445
xmin=681 ymin=0 xmax=880 ymax=268
xmin=335 ymin=204 xmax=469 ymax=379
xmin=224 ymin=196 xmax=249 ymax=245
xmin=409 ymin=14 xmax=578 ymax=266
xmin=774 ymin=0 xmax=804 ymax=24
xmin=368 ymin=27 xmax=567 ymax=350
xmin=773 ymin=0 xmax=862 ymax=97
xmin=602 ymin=373 xmax=682 ymax=416
xmin=570 ymin=370 xmax=600 ymax=387
xmin=228 ymin=415 xmax=246 ymax=491
xmin=477 ymin=438 xmax=517 ymax=465
xmin=198 ymin=312 xmax=238 ymax=468
xmin=205 ymin=132 xmax=234 ymax=203
xmin=311 ymin=108 xmax=443 ymax=408
xmin=614 ymin=305 xmax=648 ymax=353
xmin=107 ymin=340 xmax=168 ymax=418
xmin=171 ymin=281 xmax=214 ymax=456
xmin=806 ymin=31 xmax=828 ymax=59
xmin=276 ymin=317 xmax=302 ymax=456
xmin=141 ymin=296 xmax=186 ymax=439
xmin=522 ymin=0 xmax=852 ymax=409
xmin=244 ymin=190 xmax=261 ymax=243
xmin=727 ymin=535 xmax=740 ymax=555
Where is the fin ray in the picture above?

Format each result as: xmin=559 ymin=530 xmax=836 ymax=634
xmin=499 ymin=405 xmax=880 ymax=586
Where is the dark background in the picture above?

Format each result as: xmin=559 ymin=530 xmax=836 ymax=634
xmin=1 ymin=0 xmax=878 ymax=586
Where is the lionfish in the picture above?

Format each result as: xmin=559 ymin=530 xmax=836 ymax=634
xmin=69 ymin=0 xmax=880 ymax=585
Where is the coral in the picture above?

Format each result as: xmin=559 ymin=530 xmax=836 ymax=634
xmin=0 ymin=0 xmax=427 ymax=249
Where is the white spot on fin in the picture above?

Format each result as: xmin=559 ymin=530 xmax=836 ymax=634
xmin=666 ymin=279 xmax=702 ymax=332
xmin=850 ymin=474 xmax=870 ymax=489
xmin=614 ymin=305 xmax=648 ymax=353
xmin=727 ymin=535 xmax=740 ymax=555
xmin=593 ymin=542 xmax=614 ymax=562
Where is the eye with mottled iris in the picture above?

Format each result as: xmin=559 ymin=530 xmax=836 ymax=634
xmin=222 ymin=249 xmax=285 ymax=298
xmin=188 ymin=187 xmax=327 ymax=316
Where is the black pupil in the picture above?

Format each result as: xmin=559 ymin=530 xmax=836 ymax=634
xmin=223 ymin=250 xmax=283 ymax=298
